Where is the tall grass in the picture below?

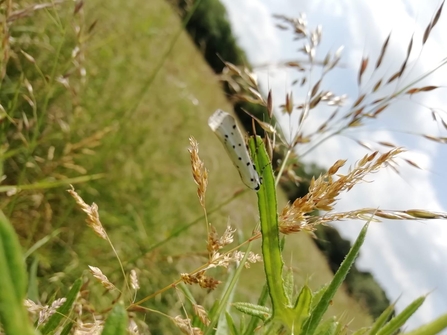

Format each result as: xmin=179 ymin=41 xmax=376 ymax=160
xmin=1 ymin=0 xmax=447 ymax=334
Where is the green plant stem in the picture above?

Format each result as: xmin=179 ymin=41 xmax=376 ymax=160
xmin=250 ymin=137 xmax=291 ymax=323
xmin=275 ymin=147 xmax=292 ymax=188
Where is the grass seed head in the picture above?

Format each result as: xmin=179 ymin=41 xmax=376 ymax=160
xmin=88 ymin=265 xmax=116 ymax=291
xmin=279 ymin=148 xmax=404 ymax=233
xmin=173 ymin=316 xmax=203 ymax=335
xmin=193 ymin=304 xmax=210 ymax=326
xmin=68 ymin=185 xmax=107 ymax=240
xmin=25 ymin=298 xmax=67 ymax=326
xmin=74 ymin=320 xmax=104 ymax=335
xmin=188 ymin=136 xmax=208 ymax=208
xmin=180 ymin=271 xmax=221 ymax=291
xmin=130 ymin=269 xmax=140 ymax=290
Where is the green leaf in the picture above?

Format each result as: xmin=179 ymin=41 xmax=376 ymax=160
xmin=292 ymin=285 xmax=312 ymax=332
xmin=315 ymin=317 xmax=338 ymax=335
xmin=284 ymin=266 xmax=294 ymax=305
xmin=376 ymin=296 xmax=425 ymax=335
xmin=243 ymin=283 xmax=270 ymax=335
xmin=369 ymin=302 xmax=396 ymax=335
xmin=101 ymin=303 xmax=128 ymax=335
xmin=302 ymin=222 xmax=370 ymax=335
xmin=334 ymin=320 xmax=345 ymax=335
xmin=40 ymin=278 xmax=82 ymax=334
xmin=232 ymin=302 xmax=271 ymax=321
xmin=0 ymin=211 xmax=35 ymax=335
xmin=404 ymin=313 xmax=447 ymax=335
xmin=225 ymin=311 xmax=238 ymax=335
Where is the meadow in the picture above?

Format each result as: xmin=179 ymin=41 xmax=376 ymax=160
xmin=1 ymin=0 xmax=447 ymax=334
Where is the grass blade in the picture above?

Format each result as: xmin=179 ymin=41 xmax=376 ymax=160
xmin=404 ymin=313 xmax=447 ymax=335
xmin=368 ymin=302 xmax=396 ymax=335
xmin=302 ymin=222 xmax=370 ymax=335
xmin=40 ymin=278 xmax=82 ymax=334
xmin=0 ymin=211 xmax=35 ymax=335
xmin=59 ymin=322 xmax=74 ymax=335
xmin=102 ymin=303 xmax=128 ymax=335
xmin=351 ymin=328 xmax=369 ymax=335
xmin=376 ymin=296 xmax=425 ymax=335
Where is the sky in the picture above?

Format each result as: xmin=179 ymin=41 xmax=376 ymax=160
xmin=220 ymin=0 xmax=447 ymax=330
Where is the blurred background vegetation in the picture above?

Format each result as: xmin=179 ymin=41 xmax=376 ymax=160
xmin=0 ymin=0 xmax=391 ymax=332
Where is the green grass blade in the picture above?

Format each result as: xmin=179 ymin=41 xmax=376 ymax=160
xmin=207 ymin=300 xmax=220 ymax=325
xmin=225 ymin=311 xmax=238 ymax=335
xmin=0 ymin=211 xmax=35 ymax=335
xmin=0 ymin=174 xmax=104 ymax=193
xmin=249 ymin=136 xmax=289 ymax=319
xmin=368 ymin=302 xmax=396 ymax=335
xmin=40 ymin=278 xmax=82 ymax=334
xmin=59 ymin=322 xmax=74 ymax=335
xmin=0 ymin=211 xmax=27 ymax=302
xmin=351 ymin=328 xmax=369 ymax=335
xmin=24 ymin=229 xmax=62 ymax=260
xmin=101 ymin=303 xmax=128 ymax=335
xmin=403 ymin=313 xmax=447 ymax=335
xmin=376 ymin=296 xmax=425 ymax=335
xmin=28 ymin=257 xmax=39 ymax=301
xmin=302 ymin=222 xmax=370 ymax=335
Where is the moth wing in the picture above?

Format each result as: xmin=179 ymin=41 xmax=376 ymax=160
xmin=208 ymin=109 xmax=229 ymax=132
xmin=208 ymin=109 xmax=261 ymax=191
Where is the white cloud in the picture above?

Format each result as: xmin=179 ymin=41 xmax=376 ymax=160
xmin=219 ymin=0 xmax=281 ymax=64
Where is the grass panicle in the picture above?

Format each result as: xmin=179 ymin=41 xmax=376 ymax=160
xmin=279 ymin=148 xmax=405 ymax=233
xmin=88 ymin=265 xmax=118 ymax=292
xmin=24 ymin=298 xmax=67 ymax=327
xmin=188 ymin=136 xmax=208 ymax=209
xmin=67 ymin=185 xmax=107 ymax=240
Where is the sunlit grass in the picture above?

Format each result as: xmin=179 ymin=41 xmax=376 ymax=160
xmin=3 ymin=0 xmax=447 ymax=333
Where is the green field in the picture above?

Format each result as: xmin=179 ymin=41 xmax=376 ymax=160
xmin=1 ymin=0 xmax=373 ymax=332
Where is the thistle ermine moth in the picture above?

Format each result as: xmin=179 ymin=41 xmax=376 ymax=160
xmin=208 ymin=109 xmax=262 ymax=191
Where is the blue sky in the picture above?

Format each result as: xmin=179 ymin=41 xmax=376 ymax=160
xmin=220 ymin=0 xmax=447 ymax=329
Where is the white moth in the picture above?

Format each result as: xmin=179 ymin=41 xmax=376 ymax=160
xmin=208 ymin=109 xmax=262 ymax=191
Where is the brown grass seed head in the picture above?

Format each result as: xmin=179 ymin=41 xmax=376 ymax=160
xmin=188 ymin=136 xmax=208 ymax=207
